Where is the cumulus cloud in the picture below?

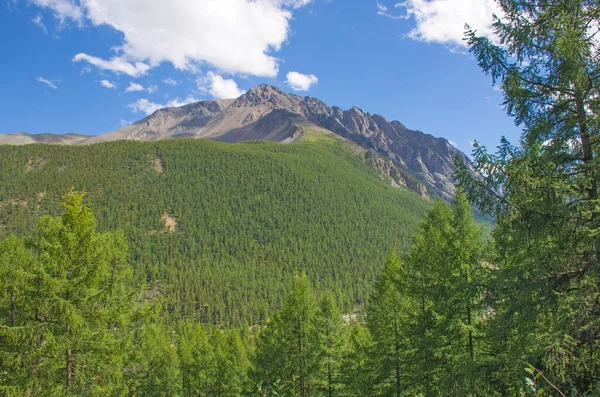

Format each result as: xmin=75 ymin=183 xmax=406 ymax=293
xmin=34 ymin=0 xmax=314 ymax=77
xmin=128 ymin=96 xmax=201 ymax=115
xmin=198 ymin=72 xmax=245 ymax=99
xmin=286 ymin=71 xmax=318 ymax=91
xmin=387 ymin=0 xmax=501 ymax=47
xmin=37 ymin=77 xmax=57 ymax=89
xmin=73 ymin=53 xmax=150 ymax=77
xmin=99 ymin=79 xmax=116 ymax=88
xmin=125 ymin=82 xmax=145 ymax=92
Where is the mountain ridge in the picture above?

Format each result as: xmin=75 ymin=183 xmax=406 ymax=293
xmin=1 ymin=84 xmax=471 ymax=200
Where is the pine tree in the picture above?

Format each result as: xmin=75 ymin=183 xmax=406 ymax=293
xmin=458 ymin=0 xmax=600 ymax=393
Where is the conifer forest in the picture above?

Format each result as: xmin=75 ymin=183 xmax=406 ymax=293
xmin=2 ymin=0 xmax=600 ymax=395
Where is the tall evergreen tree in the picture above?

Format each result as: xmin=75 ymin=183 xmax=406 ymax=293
xmin=254 ymin=273 xmax=316 ymax=396
xmin=0 ymin=190 xmax=135 ymax=396
xmin=311 ymin=293 xmax=347 ymax=397
xmin=177 ymin=321 xmax=213 ymax=396
xmin=131 ymin=324 xmax=182 ymax=397
xmin=367 ymin=251 xmax=409 ymax=396
xmin=459 ymin=0 xmax=600 ymax=393
xmin=339 ymin=324 xmax=376 ymax=397
xmin=0 ymin=235 xmax=37 ymax=396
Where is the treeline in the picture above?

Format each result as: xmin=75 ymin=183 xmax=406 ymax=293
xmin=0 ymin=138 xmax=429 ymax=325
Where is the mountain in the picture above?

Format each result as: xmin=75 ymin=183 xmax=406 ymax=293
xmin=0 ymin=85 xmax=472 ymax=200
xmin=0 ymin=132 xmax=92 ymax=145
xmin=0 ymin=138 xmax=430 ymax=324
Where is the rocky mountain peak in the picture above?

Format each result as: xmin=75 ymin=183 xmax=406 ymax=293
xmin=232 ymin=84 xmax=300 ymax=110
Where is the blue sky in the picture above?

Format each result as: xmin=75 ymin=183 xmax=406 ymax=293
xmin=0 ymin=0 xmax=521 ymax=153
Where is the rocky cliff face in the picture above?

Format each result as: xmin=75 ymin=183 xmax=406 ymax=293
xmin=1 ymin=84 xmax=471 ymax=200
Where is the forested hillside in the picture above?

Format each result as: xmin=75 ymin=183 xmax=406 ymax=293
xmin=2 ymin=0 xmax=599 ymax=395
xmin=0 ymin=136 xmax=429 ymax=324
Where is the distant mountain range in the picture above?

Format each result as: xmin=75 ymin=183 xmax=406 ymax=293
xmin=0 ymin=84 xmax=472 ymax=200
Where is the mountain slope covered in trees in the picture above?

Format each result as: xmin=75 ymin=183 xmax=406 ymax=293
xmin=0 ymin=135 xmax=430 ymax=324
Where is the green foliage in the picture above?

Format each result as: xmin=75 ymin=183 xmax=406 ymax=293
xmin=457 ymin=0 xmax=600 ymax=394
xmin=0 ymin=138 xmax=429 ymax=325
xmin=366 ymin=251 xmax=408 ymax=396
xmin=253 ymin=273 xmax=317 ymax=395
xmin=311 ymin=294 xmax=347 ymax=397
xmin=0 ymin=190 xmax=134 ymax=396
xmin=129 ymin=324 xmax=182 ymax=397
xmin=361 ymin=195 xmax=485 ymax=396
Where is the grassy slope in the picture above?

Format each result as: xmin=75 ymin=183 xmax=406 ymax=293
xmin=0 ymin=136 xmax=430 ymax=324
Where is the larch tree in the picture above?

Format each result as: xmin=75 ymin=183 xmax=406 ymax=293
xmin=311 ymin=293 xmax=347 ymax=397
xmin=253 ymin=273 xmax=316 ymax=396
xmin=0 ymin=190 xmax=135 ymax=396
xmin=367 ymin=250 xmax=409 ymax=397
xmin=458 ymin=0 xmax=600 ymax=393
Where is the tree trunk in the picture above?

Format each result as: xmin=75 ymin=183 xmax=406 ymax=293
xmin=328 ymin=363 xmax=332 ymax=397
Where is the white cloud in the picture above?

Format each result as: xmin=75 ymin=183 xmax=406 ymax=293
xmin=32 ymin=0 xmax=83 ymax=23
xmin=162 ymin=78 xmax=178 ymax=86
xmin=449 ymin=140 xmax=459 ymax=148
xmin=35 ymin=0 xmax=314 ymax=78
xmin=377 ymin=2 xmax=409 ymax=20
xmin=128 ymin=96 xmax=201 ymax=115
xmin=125 ymin=82 xmax=145 ymax=92
xmin=198 ymin=72 xmax=244 ymax=99
xmin=394 ymin=0 xmax=501 ymax=47
xmin=73 ymin=53 xmax=150 ymax=77
xmin=37 ymin=77 xmax=57 ymax=89
xmin=286 ymin=71 xmax=318 ymax=91
xmin=32 ymin=13 xmax=47 ymax=33
xmin=275 ymin=0 xmax=313 ymax=8
xmin=99 ymin=79 xmax=116 ymax=89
